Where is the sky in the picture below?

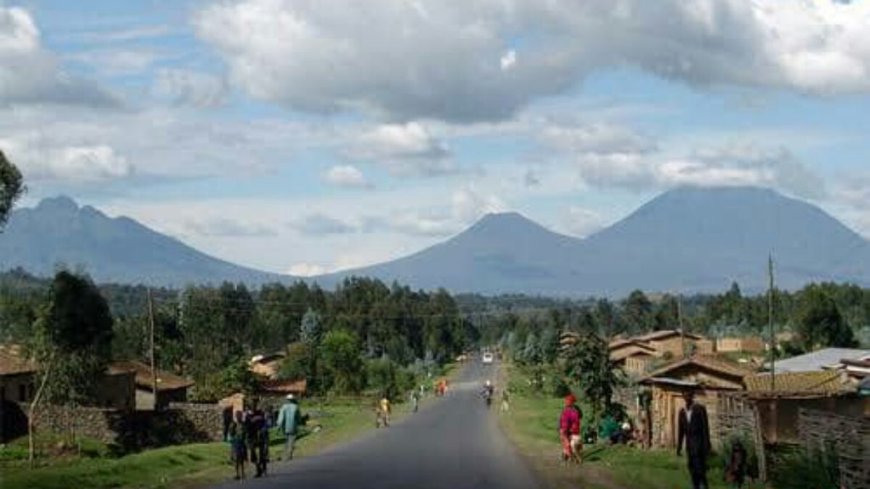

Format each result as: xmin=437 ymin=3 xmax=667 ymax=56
xmin=1 ymin=0 xmax=869 ymax=276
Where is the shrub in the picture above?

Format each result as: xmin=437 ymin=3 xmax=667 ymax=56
xmin=770 ymin=444 xmax=840 ymax=489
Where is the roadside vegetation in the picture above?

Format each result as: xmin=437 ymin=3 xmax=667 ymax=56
xmin=499 ymin=363 xmax=760 ymax=489
xmin=1 ymin=396 xmax=426 ymax=489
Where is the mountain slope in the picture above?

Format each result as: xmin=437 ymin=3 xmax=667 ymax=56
xmin=0 ymin=196 xmax=288 ymax=286
xmin=318 ymin=212 xmax=584 ymax=295
xmin=574 ymin=186 xmax=870 ymax=295
xmin=319 ymin=187 xmax=870 ymax=296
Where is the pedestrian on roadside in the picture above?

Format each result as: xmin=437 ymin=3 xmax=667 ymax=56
xmin=276 ymin=394 xmax=302 ymax=461
xmin=410 ymin=389 xmax=420 ymax=413
xmin=228 ymin=410 xmax=248 ymax=480
xmin=677 ymin=390 xmax=712 ymax=489
xmin=558 ymin=394 xmax=582 ymax=465
xmin=246 ymin=400 xmax=269 ymax=477
xmin=377 ymin=394 xmax=391 ymax=427
xmin=500 ymin=388 xmax=510 ymax=413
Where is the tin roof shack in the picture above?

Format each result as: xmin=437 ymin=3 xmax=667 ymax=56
xmin=640 ymin=356 xmax=752 ymax=449
xmin=740 ymin=370 xmax=866 ymax=445
xmin=111 ymin=361 xmax=194 ymax=410
xmin=769 ymin=348 xmax=870 ymax=373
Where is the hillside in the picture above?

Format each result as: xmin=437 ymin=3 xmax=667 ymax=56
xmin=0 ymin=196 xmax=288 ymax=286
xmin=321 ymin=187 xmax=870 ymax=296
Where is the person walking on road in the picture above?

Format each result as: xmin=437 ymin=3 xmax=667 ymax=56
xmin=246 ymin=401 xmax=269 ymax=477
xmin=410 ymin=389 xmax=420 ymax=413
xmin=228 ymin=410 xmax=248 ymax=480
xmin=377 ymin=395 xmax=391 ymax=427
xmin=276 ymin=394 xmax=303 ymax=461
xmin=559 ymin=394 xmax=583 ymax=465
xmin=677 ymin=390 xmax=712 ymax=489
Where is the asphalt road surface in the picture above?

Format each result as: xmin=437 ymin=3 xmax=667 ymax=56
xmin=217 ymin=361 xmax=541 ymax=489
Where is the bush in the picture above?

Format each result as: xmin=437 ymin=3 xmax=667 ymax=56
xmin=770 ymin=444 xmax=840 ymax=489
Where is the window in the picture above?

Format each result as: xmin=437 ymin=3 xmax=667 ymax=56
xmin=19 ymin=383 xmax=28 ymax=402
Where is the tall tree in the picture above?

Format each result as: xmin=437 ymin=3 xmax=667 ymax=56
xmin=0 ymin=150 xmax=24 ymax=228
xmin=29 ymin=271 xmax=113 ymax=461
xmin=562 ymin=333 xmax=621 ymax=426
xmin=621 ymin=290 xmax=654 ymax=334
xmin=320 ymin=329 xmax=364 ymax=394
xmin=796 ymin=285 xmax=857 ymax=350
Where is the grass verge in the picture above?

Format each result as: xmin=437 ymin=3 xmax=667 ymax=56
xmin=0 ymin=399 xmax=406 ymax=489
xmin=498 ymin=363 xmax=760 ymax=489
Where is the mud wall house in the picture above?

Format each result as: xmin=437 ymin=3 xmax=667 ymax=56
xmin=640 ymin=355 xmax=752 ymax=449
xmin=716 ymin=336 xmax=765 ymax=354
xmin=610 ymin=340 xmax=661 ymax=377
xmin=249 ymin=353 xmax=286 ymax=380
xmin=1 ymin=344 xmax=135 ymax=411
xmin=111 ymin=361 xmax=194 ymax=410
xmin=741 ymin=370 xmax=867 ymax=445
xmin=635 ymin=330 xmax=706 ymax=358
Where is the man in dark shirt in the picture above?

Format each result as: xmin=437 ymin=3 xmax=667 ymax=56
xmin=677 ymin=390 xmax=712 ymax=489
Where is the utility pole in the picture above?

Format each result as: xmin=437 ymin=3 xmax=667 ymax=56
xmin=677 ymin=293 xmax=686 ymax=357
xmin=147 ymin=289 xmax=158 ymax=410
xmin=768 ymin=254 xmax=775 ymax=392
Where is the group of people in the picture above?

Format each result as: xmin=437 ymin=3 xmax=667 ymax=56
xmin=558 ymin=389 xmax=750 ymax=489
xmin=224 ymin=393 xmax=304 ymax=481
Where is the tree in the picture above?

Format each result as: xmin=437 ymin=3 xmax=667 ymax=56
xmin=300 ymin=308 xmax=323 ymax=346
xmin=796 ymin=285 xmax=857 ymax=350
xmin=621 ymin=290 xmax=654 ymax=334
xmin=562 ymin=333 xmax=621 ymax=425
xmin=320 ymin=329 xmax=364 ymax=394
xmin=29 ymin=271 xmax=113 ymax=462
xmin=0 ymin=150 xmax=24 ymax=228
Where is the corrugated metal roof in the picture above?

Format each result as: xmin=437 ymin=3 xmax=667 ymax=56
xmin=770 ymin=348 xmax=870 ymax=373
xmin=744 ymin=370 xmax=845 ymax=394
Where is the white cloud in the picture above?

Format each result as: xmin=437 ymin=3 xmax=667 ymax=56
xmin=292 ymin=214 xmax=357 ymax=236
xmin=186 ymin=217 xmax=277 ymax=237
xmin=351 ymin=122 xmax=454 ymax=177
xmin=69 ymin=48 xmax=159 ymax=76
xmin=562 ymin=206 xmax=605 ymax=238
xmin=194 ymin=0 xmax=870 ymax=123
xmin=0 ymin=134 xmax=134 ymax=183
xmin=500 ymin=49 xmax=516 ymax=71
xmin=288 ymin=262 xmax=326 ymax=277
xmin=153 ymin=68 xmax=228 ymax=108
xmin=0 ymin=6 xmax=116 ymax=107
xmin=323 ymin=165 xmax=370 ymax=188
xmin=540 ymin=122 xmax=657 ymax=155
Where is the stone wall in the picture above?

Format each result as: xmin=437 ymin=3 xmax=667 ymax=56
xmin=26 ymin=403 xmax=123 ymax=445
xmin=798 ymin=408 xmax=869 ymax=489
xmin=18 ymin=401 xmax=225 ymax=451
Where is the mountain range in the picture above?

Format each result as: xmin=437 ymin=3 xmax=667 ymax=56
xmin=1 ymin=187 xmax=868 ymax=296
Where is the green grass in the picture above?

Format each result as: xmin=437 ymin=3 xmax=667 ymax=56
xmin=0 ymin=399 xmax=401 ymax=489
xmin=498 ymin=363 xmax=761 ymax=489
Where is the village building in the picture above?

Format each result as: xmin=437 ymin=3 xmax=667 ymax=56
xmin=0 ymin=344 xmax=136 ymax=411
xmin=769 ymin=348 xmax=870 ymax=373
xmin=640 ymin=355 xmax=753 ymax=449
xmin=635 ymin=330 xmax=709 ymax=358
xmin=609 ymin=340 xmax=661 ymax=377
xmin=110 ymin=360 xmax=195 ymax=410
xmin=715 ymin=336 xmax=765 ymax=353
xmin=249 ymin=353 xmax=286 ymax=380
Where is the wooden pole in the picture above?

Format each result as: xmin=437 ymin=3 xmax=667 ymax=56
xmin=768 ymin=255 xmax=775 ymax=392
xmin=147 ymin=289 xmax=158 ymax=410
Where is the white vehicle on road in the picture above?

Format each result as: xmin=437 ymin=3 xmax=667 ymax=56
xmin=482 ymin=352 xmax=494 ymax=364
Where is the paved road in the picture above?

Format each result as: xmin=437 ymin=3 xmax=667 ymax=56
xmin=217 ymin=361 xmax=541 ymax=489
